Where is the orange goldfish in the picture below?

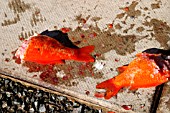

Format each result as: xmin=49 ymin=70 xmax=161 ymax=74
xmin=15 ymin=35 xmax=94 ymax=64
xmin=96 ymin=49 xmax=170 ymax=99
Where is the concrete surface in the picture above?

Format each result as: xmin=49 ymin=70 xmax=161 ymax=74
xmin=0 ymin=0 xmax=170 ymax=112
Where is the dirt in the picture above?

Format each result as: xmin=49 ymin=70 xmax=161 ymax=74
xmin=2 ymin=0 xmax=45 ymax=27
xmin=71 ymin=27 xmax=147 ymax=56
xmin=151 ymin=3 xmax=160 ymax=9
xmin=115 ymin=23 xmax=122 ymax=29
xmin=116 ymin=13 xmax=125 ymax=19
xmin=75 ymin=14 xmax=90 ymax=25
xmin=1 ymin=14 xmax=20 ymax=26
xmin=143 ymin=19 xmax=170 ymax=49
xmin=21 ymin=60 xmax=103 ymax=86
xmin=1 ymin=0 xmax=29 ymax=26
xmin=136 ymin=27 xmax=145 ymax=32
xmin=8 ymin=0 xmax=31 ymax=14
xmin=122 ymin=24 xmax=134 ymax=33
xmin=117 ymin=1 xmax=141 ymax=20
xmin=30 ymin=8 xmax=46 ymax=27
xmin=18 ymin=30 xmax=36 ymax=40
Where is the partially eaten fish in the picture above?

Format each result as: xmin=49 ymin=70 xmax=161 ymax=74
xmin=15 ymin=33 xmax=94 ymax=64
xmin=96 ymin=48 xmax=170 ymax=99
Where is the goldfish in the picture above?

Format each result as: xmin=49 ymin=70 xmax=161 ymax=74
xmin=15 ymin=32 xmax=94 ymax=64
xmin=96 ymin=48 xmax=170 ymax=99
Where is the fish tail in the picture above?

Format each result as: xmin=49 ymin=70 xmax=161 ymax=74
xmin=77 ymin=45 xmax=95 ymax=62
xmin=96 ymin=78 xmax=121 ymax=99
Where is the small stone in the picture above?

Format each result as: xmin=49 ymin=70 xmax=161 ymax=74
xmin=5 ymin=79 xmax=9 ymax=85
xmin=51 ymin=94 xmax=56 ymax=100
xmin=36 ymin=92 xmax=42 ymax=97
xmin=29 ymin=108 xmax=35 ymax=113
xmin=30 ymin=97 xmax=35 ymax=102
xmin=6 ymin=92 xmax=11 ymax=97
xmin=73 ymin=102 xmax=80 ymax=108
xmin=2 ymin=101 xmax=7 ymax=108
xmin=25 ymin=97 xmax=30 ymax=103
xmin=34 ymin=101 xmax=38 ymax=109
xmin=17 ymin=92 xmax=22 ymax=98
xmin=39 ymin=104 xmax=46 ymax=112
xmin=0 ymin=94 xmax=2 ymax=99
xmin=49 ymin=105 xmax=55 ymax=111
xmin=22 ymin=91 xmax=26 ymax=96
xmin=13 ymin=101 xmax=20 ymax=105
xmin=9 ymin=106 xmax=15 ymax=112
xmin=57 ymin=96 xmax=65 ymax=101
xmin=9 ymin=81 xmax=14 ymax=88
xmin=21 ymin=103 xmax=25 ymax=109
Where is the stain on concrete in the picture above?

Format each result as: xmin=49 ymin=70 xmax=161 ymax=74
xmin=136 ymin=26 xmax=145 ymax=33
xmin=2 ymin=0 xmax=45 ymax=27
xmin=8 ymin=0 xmax=31 ymax=14
xmin=68 ymin=25 xmax=145 ymax=56
xmin=30 ymin=8 xmax=46 ymax=27
xmin=143 ymin=19 xmax=170 ymax=49
xmin=115 ymin=23 xmax=122 ymax=29
xmin=1 ymin=14 xmax=20 ymax=26
xmin=18 ymin=30 xmax=36 ymax=40
xmin=116 ymin=13 xmax=125 ymax=19
xmin=117 ymin=1 xmax=141 ymax=20
xmin=1 ymin=0 xmax=31 ymax=26
xmin=151 ymin=3 xmax=160 ymax=9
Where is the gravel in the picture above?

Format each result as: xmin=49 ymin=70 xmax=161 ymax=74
xmin=0 ymin=77 xmax=101 ymax=113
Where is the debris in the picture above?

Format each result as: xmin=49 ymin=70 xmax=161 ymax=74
xmin=121 ymin=105 xmax=132 ymax=110
xmin=93 ymin=60 xmax=104 ymax=70
xmin=61 ymin=28 xmax=70 ymax=33
xmin=108 ymin=24 xmax=113 ymax=29
xmin=56 ymin=70 xmax=66 ymax=78
xmin=123 ymin=7 xmax=129 ymax=12
xmin=94 ymin=92 xmax=105 ymax=98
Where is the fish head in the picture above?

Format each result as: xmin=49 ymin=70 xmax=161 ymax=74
xmin=139 ymin=52 xmax=170 ymax=79
xmin=15 ymin=37 xmax=31 ymax=60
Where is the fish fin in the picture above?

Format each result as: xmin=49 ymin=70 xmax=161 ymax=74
xmin=96 ymin=78 xmax=121 ymax=99
xmin=117 ymin=65 xmax=128 ymax=73
xmin=77 ymin=45 xmax=95 ymax=62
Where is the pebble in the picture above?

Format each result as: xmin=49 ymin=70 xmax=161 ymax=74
xmin=6 ymin=92 xmax=11 ymax=97
xmin=2 ymin=101 xmax=7 ymax=108
xmin=0 ymin=77 xmax=102 ymax=112
xmin=39 ymin=104 xmax=46 ymax=112
xmin=29 ymin=108 xmax=34 ymax=113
